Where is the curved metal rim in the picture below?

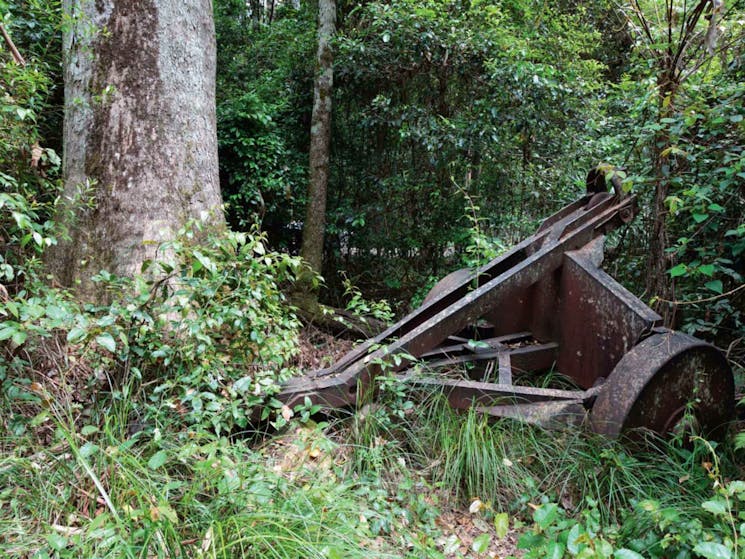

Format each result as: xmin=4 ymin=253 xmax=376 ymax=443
xmin=422 ymin=268 xmax=472 ymax=307
xmin=591 ymin=330 xmax=734 ymax=438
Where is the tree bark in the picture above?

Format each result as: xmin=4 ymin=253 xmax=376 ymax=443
xmin=646 ymin=70 xmax=675 ymax=321
xmin=299 ymin=0 xmax=335 ymax=282
xmin=52 ymin=0 xmax=224 ymax=300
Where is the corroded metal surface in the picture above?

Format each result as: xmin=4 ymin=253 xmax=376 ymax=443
xmin=591 ymin=330 xmax=734 ymax=438
xmin=557 ymin=237 xmax=661 ymax=388
xmin=275 ymin=165 xmax=735 ymax=439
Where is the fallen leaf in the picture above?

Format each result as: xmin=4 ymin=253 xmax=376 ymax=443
xmin=281 ymin=405 xmax=294 ymax=421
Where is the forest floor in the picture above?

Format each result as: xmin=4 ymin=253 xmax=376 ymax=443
xmin=277 ymin=328 xmax=524 ymax=557
xmin=261 ymin=421 xmax=523 ymax=558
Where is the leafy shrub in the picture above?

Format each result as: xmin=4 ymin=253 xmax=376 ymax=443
xmin=76 ymin=224 xmax=302 ymax=434
xmin=1 ymin=222 xmax=303 ymax=435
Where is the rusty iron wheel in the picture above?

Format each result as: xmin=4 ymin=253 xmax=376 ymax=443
xmin=591 ymin=330 xmax=734 ymax=439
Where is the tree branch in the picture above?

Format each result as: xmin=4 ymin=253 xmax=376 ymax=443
xmin=0 ymin=22 xmax=26 ymax=66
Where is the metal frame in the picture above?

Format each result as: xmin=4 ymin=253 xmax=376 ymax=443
xmin=275 ymin=167 xmax=734 ymax=437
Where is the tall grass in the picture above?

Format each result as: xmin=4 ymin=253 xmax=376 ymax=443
xmin=0 ymin=398 xmax=392 ymax=558
xmin=408 ymin=394 xmax=721 ymax=525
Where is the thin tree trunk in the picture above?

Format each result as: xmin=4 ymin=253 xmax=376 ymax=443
xmin=52 ymin=0 xmax=224 ymax=301
xmin=647 ymin=72 xmax=676 ymax=322
xmin=299 ymin=0 xmax=335 ymax=283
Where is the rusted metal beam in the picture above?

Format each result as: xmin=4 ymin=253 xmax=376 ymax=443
xmin=404 ymin=377 xmax=589 ymax=407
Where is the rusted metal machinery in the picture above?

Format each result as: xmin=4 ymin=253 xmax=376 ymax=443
xmin=278 ymin=166 xmax=735 ymax=438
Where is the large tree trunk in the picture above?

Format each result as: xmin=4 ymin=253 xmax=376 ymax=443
xmin=52 ymin=0 xmax=224 ymax=300
xmin=299 ymin=0 xmax=335 ymax=283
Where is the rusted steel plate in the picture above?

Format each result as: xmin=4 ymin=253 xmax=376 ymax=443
xmin=338 ymin=196 xmax=637 ymax=380
xmin=591 ymin=330 xmax=734 ymax=438
xmin=317 ymin=193 xmax=631 ymax=379
xmin=279 ymin=193 xmax=638 ymax=410
xmin=557 ymin=237 xmax=661 ymax=388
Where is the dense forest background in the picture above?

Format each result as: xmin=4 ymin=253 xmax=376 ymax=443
xmin=1 ymin=0 xmax=745 ymax=557
xmin=213 ymin=0 xmax=744 ymax=350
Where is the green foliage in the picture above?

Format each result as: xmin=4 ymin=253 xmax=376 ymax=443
xmin=90 ymin=226 xmax=302 ymax=434
xmin=620 ymin=438 xmax=743 ymax=559
xmin=217 ymin=91 xmax=306 ymax=238
xmin=516 ymin=499 xmax=620 ymax=559
xmin=0 ymin=5 xmax=62 ymax=293
xmin=346 ymin=366 xmax=415 ymax=476
xmin=460 ymin=191 xmax=507 ymax=269
xmin=602 ymin=2 xmax=745 ymax=350
xmin=214 ymin=0 xmax=613 ymax=303
xmin=1 ymin=223 xmax=303 ymax=436
xmin=325 ymin=0 xmax=607 ymax=300
xmin=215 ymin=1 xmax=313 ymax=249
xmin=658 ymin=76 xmax=745 ymax=340
xmin=341 ymin=273 xmax=395 ymax=323
xmin=0 ymin=190 xmax=56 ymax=286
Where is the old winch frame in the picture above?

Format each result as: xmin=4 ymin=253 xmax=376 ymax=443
xmin=277 ymin=166 xmax=734 ymax=438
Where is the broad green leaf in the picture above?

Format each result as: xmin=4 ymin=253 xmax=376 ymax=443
xmin=67 ymin=327 xmax=88 ymax=344
xmin=148 ymin=450 xmax=168 ymax=470
xmin=533 ymin=503 xmax=559 ymax=529
xmin=193 ymin=250 xmax=216 ymax=274
xmin=0 ymin=325 xmax=17 ymax=341
xmin=44 ymin=305 xmax=67 ymax=320
xmin=596 ymin=538 xmax=614 ymax=558
xmin=698 ymin=264 xmax=715 ymax=277
xmin=46 ymin=532 xmax=68 ymax=551
xmin=692 ymin=213 xmax=709 ymax=223
xmin=517 ymin=531 xmax=543 ymax=549
xmin=705 ymin=280 xmax=723 ymax=294
xmin=11 ymin=330 xmax=27 ymax=346
xmin=669 ymin=264 xmax=688 ymax=278
xmin=234 ymin=376 xmax=252 ymax=393
xmin=615 ymin=550 xmax=644 ymax=559
xmin=96 ymin=333 xmax=116 ymax=353
xmin=81 ymin=425 xmax=99 ymax=436
xmin=701 ymin=499 xmax=729 ymax=516
xmin=472 ymin=533 xmax=490 ymax=554
xmin=567 ymin=523 xmax=583 ymax=554
xmin=546 ymin=541 xmax=565 ymax=559
xmin=693 ymin=542 xmax=732 ymax=559
xmin=494 ymin=512 xmax=509 ymax=539
xmin=79 ymin=442 xmax=99 ymax=458
xmin=726 ymin=480 xmax=745 ymax=496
